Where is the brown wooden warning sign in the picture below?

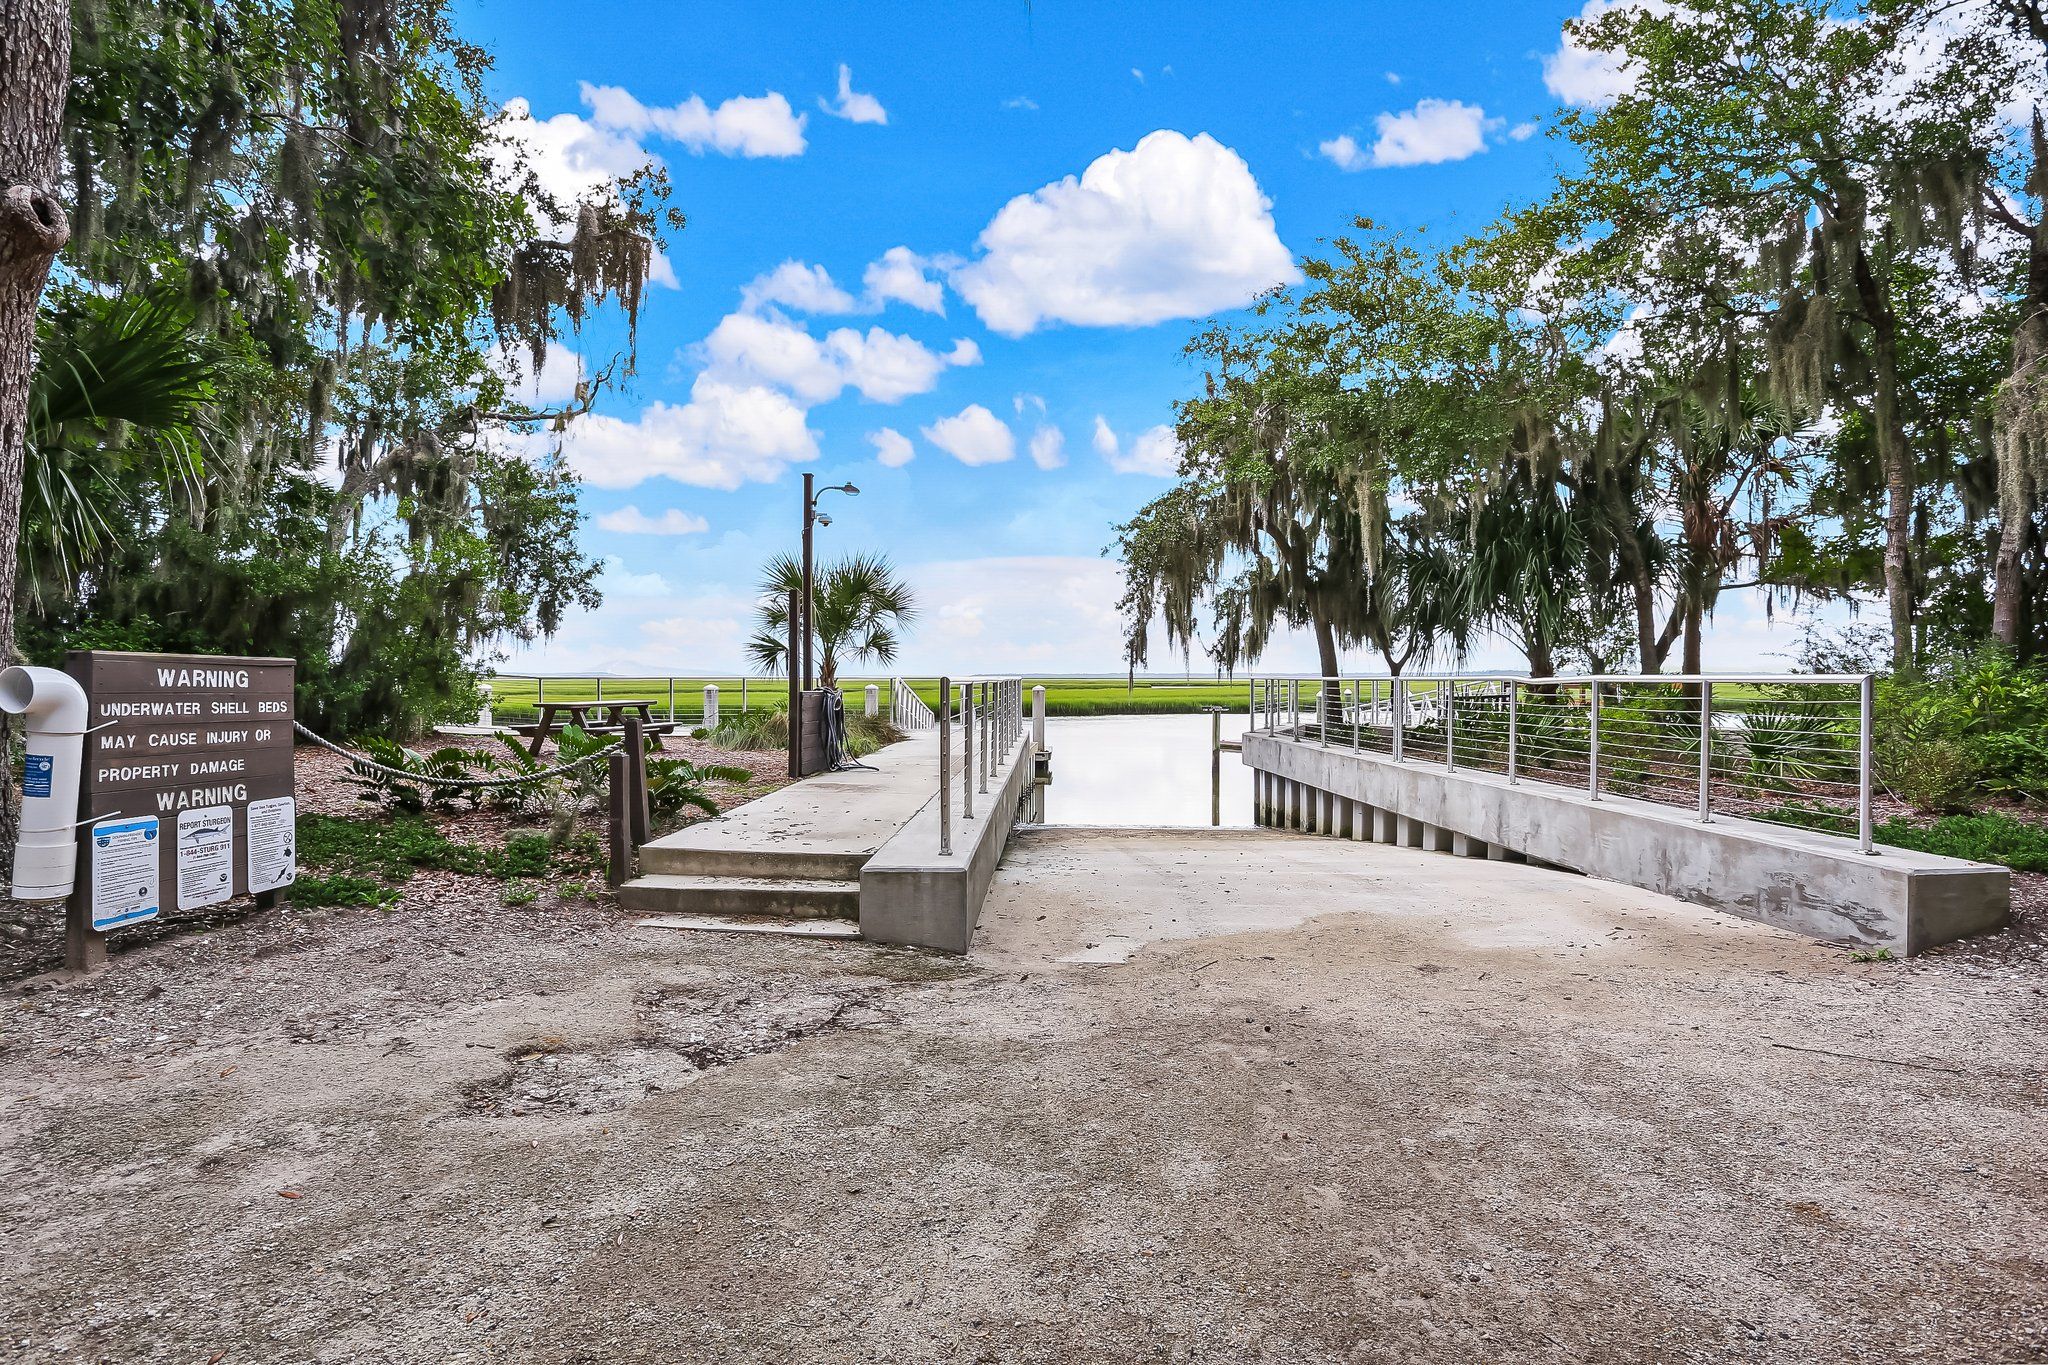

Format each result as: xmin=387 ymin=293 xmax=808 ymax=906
xmin=64 ymin=651 xmax=297 ymax=920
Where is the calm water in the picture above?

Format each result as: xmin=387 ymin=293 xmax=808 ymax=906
xmin=1038 ymin=713 xmax=1257 ymax=828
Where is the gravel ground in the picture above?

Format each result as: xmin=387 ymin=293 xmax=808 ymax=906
xmin=0 ymin=732 xmax=786 ymax=984
xmin=0 ymin=827 xmax=2042 ymax=1363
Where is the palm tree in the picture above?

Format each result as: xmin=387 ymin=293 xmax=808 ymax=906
xmin=25 ymin=290 xmax=214 ymax=609
xmin=747 ymin=551 xmax=917 ymax=688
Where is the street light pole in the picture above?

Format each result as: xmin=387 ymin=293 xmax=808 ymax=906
xmin=798 ymin=474 xmax=861 ymax=698
xmin=801 ymin=472 xmax=816 ymax=693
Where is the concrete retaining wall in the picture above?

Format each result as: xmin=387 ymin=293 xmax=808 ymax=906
xmin=860 ymin=732 xmax=1036 ymax=954
xmin=1243 ymin=732 xmax=2007 ymax=955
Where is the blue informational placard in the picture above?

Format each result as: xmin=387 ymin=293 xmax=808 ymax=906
xmin=22 ymin=753 xmax=51 ymax=799
xmin=90 ymin=816 xmax=161 ymax=931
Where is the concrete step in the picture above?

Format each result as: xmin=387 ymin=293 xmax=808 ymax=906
xmin=634 ymin=913 xmax=862 ymax=940
xmin=635 ymin=844 xmax=869 ymax=882
xmin=616 ymin=874 xmax=860 ymax=921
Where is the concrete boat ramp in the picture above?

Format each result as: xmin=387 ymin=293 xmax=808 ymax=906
xmin=620 ymin=737 xmax=956 ymax=939
xmin=623 ymin=713 xmax=2008 ymax=957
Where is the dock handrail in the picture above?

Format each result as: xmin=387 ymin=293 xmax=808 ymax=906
xmin=1248 ymin=672 xmax=1876 ymax=853
xmin=890 ymin=677 xmax=936 ymax=731
xmin=936 ymin=675 xmax=1025 ymax=856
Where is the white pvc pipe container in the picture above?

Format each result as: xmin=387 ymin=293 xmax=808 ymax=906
xmin=703 ymin=684 xmax=720 ymax=728
xmin=0 ymin=665 xmax=89 ymax=902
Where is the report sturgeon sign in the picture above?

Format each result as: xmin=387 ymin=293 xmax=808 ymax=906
xmin=66 ymin=651 xmax=297 ymax=928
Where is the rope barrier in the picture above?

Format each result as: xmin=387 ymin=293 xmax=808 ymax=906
xmin=291 ymin=720 xmax=623 ymax=788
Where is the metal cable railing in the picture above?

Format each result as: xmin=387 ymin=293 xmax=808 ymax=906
xmin=1248 ymin=672 xmax=1876 ymax=852
xmin=935 ymin=675 xmax=1025 ymax=855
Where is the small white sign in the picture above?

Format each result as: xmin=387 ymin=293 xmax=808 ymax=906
xmin=176 ymin=804 xmax=234 ymax=911
xmin=91 ymin=817 xmax=161 ymax=931
xmin=246 ymin=795 xmax=296 ymax=893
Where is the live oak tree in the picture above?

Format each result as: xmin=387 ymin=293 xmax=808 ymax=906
xmin=0 ymin=0 xmax=71 ymax=670
xmin=1550 ymin=0 xmax=2015 ymax=669
xmin=22 ymin=0 xmax=684 ymax=735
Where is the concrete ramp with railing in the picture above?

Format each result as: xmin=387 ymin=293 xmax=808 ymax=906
xmin=1243 ymin=727 xmax=2008 ymax=956
xmin=624 ymin=677 xmax=1036 ymax=952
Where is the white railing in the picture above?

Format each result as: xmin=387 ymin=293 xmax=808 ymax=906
xmin=1249 ymin=673 xmax=1876 ymax=853
xmin=935 ymin=675 xmax=1025 ymax=856
xmin=891 ymin=677 xmax=935 ymax=731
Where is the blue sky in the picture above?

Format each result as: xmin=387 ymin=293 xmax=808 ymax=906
xmin=466 ymin=0 xmax=1815 ymax=677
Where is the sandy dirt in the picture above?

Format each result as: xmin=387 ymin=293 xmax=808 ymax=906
xmin=0 ymin=733 xmax=789 ymax=984
xmin=0 ymin=827 xmax=2043 ymax=1363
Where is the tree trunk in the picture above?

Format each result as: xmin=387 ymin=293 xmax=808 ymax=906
xmin=0 ymin=0 xmax=74 ymax=847
xmin=1525 ymin=628 xmax=1556 ymax=680
xmin=1855 ymin=244 xmax=1915 ymax=671
xmin=0 ymin=0 xmax=72 ymax=656
xmin=1992 ymin=208 xmax=2048 ymax=652
xmin=1616 ymin=530 xmax=1659 ymax=673
xmin=1312 ymin=610 xmax=1340 ymax=729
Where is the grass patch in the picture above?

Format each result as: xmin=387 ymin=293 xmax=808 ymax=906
xmin=295 ymin=815 xmax=596 ymax=907
xmin=703 ymin=708 xmax=903 ymax=757
xmin=1873 ymin=812 xmax=2048 ymax=872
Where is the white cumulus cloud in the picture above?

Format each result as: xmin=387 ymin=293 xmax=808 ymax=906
xmin=869 ymin=428 xmax=915 ymax=468
xmin=1092 ymin=416 xmax=1179 ymax=476
xmin=922 ymin=405 xmax=1016 ymax=467
xmin=820 ymin=64 xmax=888 ymax=125
xmin=950 ymin=130 xmax=1299 ymax=336
xmin=580 ymin=81 xmax=807 ymax=157
xmin=743 ymin=248 xmax=947 ymax=317
xmin=1028 ymin=425 xmax=1067 ymax=470
xmin=700 ymin=311 xmax=973 ymax=405
xmin=596 ymin=506 xmax=710 ymax=535
xmin=600 ymin=556 xmax=671 ymax=598
xmin=1317 ymin=134 xmax=1370 ymax=173
xmin=740 ymin=260 xmax=857 ymax=314
xmin=1543 ymin=0 xmax=1671 ymax=107
xmin=541 ymin=377 xmax=818 ymax=491
xmin=863 ymin=247 xmax=947 ymax=314
xmin=1358 ymin=98 xmax=1496 ymax=168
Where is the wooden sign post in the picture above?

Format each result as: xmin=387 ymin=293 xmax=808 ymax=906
xmin=63 ymin=651 xmax=298 ymax=971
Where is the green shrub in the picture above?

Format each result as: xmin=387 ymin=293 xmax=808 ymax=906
xmin=343 ymin=740 xmax=494 ymax=814
xmin=1885 ymin=737 xmax=1982 ymax=814
xmin=292 ymin=873 xmax=402 ymax=909
xmin=704 ymin=708 xmax=788 ymax=752
xmin=1877 ymin=648 xmax=2048 ymax=810
xmin=702 ymin=706 xmax=901 ymax=759
xmin=297 ymin=814 xmax=597 ymax=897
xmin=1875 ymin=812 xmax=2048 ymax=872
xmin=646 ymin=757 xmax=752 ymax=820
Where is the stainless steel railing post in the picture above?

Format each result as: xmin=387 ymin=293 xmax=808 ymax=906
xmin=1698 ymin=682 xmax=1712 ymax=824
xmin=1508 ymin=680 xmax=1519 ymax=784
xmin=1445 ymin=680 xmax=1456 ymax=773
xmin=1588 ymin=680 xmax=1602 ymax=801
xmin=1859 ymin=674 xmax=1874 ymax=854
xmin=938 ymin=676 xmax=953 ymax=855
xmin=1392 ymin=679 xmax=1405 ymax=762
xmin=962 ymin=680 xmax=975 ymax=821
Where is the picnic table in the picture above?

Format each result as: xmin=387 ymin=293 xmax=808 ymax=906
xmin=523 ymin=699 xmax=671 ymax=755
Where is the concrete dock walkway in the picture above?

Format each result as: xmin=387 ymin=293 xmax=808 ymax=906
xmin=639 ymin=736 xmax=948 ymax=877
xmin=623 ymin=734 xmax=982 ymax=924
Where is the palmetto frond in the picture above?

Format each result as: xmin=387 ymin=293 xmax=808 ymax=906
xmin=749 ymin=551 xmax=918 ymax=686
xmin=25 ymin=290 xmax=217 ymax=604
